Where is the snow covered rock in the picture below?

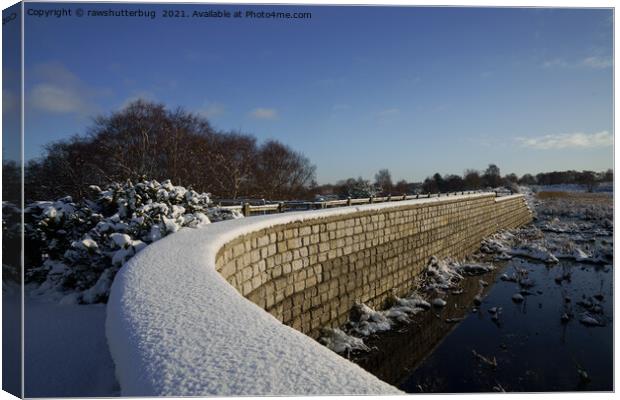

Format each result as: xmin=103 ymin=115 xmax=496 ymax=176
xmin=348 ymin=303 xmax=393 ymax=336
xmin=318 ymin=328 xmax=370 ymax=355
xmin=432 ymin=298 xmax=447 ymax=307
xmin=509 ymin=243 xmax=559 ymax=263
xmin=422 ymin=256 xmax=464 ymax=290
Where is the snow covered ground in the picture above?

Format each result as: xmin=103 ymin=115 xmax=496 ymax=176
xmin=533 ymin=182 xmax=613 ymax=193
xmin=2 ymin=283 xmax=21 ymax=397
xmin=2 ymin=285 xmax=120 ymax=398
xmin=23 ymin=295 xmax=119 ymax=397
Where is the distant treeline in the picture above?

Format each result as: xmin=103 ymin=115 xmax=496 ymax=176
xmin=4 ymin=100 xmax=316 ymax=202
xmin=311 ymin=165 xmax=613 ymax=199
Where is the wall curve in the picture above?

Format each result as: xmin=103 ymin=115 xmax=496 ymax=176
xmin=215 ymin=193 xmax=532 ymax=338
xmin=106 ymin=193 xmax=531 ymax=396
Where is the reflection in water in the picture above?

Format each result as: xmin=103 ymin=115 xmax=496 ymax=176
xmin=352 ymin=266 xmax=504 ymax=386
xmin=352 ymin=256 xmax=613 ymax=392
xmin=349 ymin=192 xmax=613 ymax=393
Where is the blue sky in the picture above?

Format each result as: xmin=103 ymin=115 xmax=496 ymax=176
xmin=17 ymin=3 xmax=613 ymax=183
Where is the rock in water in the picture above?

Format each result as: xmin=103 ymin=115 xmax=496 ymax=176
xmin=579 ymin=314 xmax=603 ymax=327
xmin=512 ymin=293 xmax=525 ymax=303
xmin=472 ymin=349 xmax=498 ymax=368
xmin=432 ymin=298 xmax=447 ymax=307
xmin=577 ymin=367 xmax=591 ymax=383
xmin=500 ymin=273 xmax=517 ymax=282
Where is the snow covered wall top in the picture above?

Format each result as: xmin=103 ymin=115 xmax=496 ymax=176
xmin=106 ymin=193 xmax=531 ymax=396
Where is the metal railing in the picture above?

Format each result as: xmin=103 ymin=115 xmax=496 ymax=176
xmin=215 ymin=189 xmax=514 ymax=217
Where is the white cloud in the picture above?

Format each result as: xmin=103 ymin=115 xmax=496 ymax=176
xmin=198 ymin=102 xmax=225 ymax=118
xmin=377 ymin=108 xmax=400 ymax=117
xmin=516 ymin=131 xmax=613 ymax=150
xmin=542 ymin=56 xmax=612 ymax=69
xmin=28 ymin=62 xmax=98 ymax=115
xmin=31 ymin=84 xmax=87 ymax=113
xmin=250 ymin=107 xmax=278 ymax=120
xmin=542 ymin=58 xmax=569 ymax=68
xmin=581 ymin=56 xmax=612 ymax=69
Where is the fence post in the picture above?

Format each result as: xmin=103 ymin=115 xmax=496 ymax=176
xmin=347 ymin=196 xmax=352 ymax=206
xmin=369 ymin=196 xmax=374 ymax=204
xmin=402 ymin=194 xmax=407 ymax=201
xmin=278 ymin=202 xmax=284 ymax=213
xmin=242 ymin=203 xmax=251 ymax=217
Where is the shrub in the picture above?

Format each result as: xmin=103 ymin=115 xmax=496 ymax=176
xmin=23 ymin=179 xmax=242 ymax=304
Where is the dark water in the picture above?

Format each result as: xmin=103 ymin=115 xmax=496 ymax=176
xmin=352 ymin=254 xmax=613 ymax=392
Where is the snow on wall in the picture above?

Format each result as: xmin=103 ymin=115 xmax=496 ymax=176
xmin=106 ymin=193 xmax=529 ymax=396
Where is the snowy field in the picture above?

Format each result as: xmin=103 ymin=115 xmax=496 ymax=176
xmin=2 ymin=284 xmax=120 ymax=397
xmin=533 ymin=182 xmax=613 ymax=193
xmin=24 ymin=296 xmax=119 ymax=397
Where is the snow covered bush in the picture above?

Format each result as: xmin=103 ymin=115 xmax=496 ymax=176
xmin=2 ymin=201 xmax=21 ymax=282
xmin=24 ymin=179 xmax=243 ymax=304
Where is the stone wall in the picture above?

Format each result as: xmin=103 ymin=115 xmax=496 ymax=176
xmin=215 ymin=193 xmax=532 ymax=338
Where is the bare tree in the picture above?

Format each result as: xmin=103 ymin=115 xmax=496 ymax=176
xmin=518 ymin=174 xmax=537 ymax=185
xmin=394 ymin=179 xmax=409 ymax=195
xmin=253 ymin=140 xmax=316 ymax=199
xmin=482 ymin=164 xmax=502 ymax=188
xmin=24 ymin=100 xmax=316 ymax=201
xmin=2 ymin=160 xmax=22 ymax=203
xmin=444 ymin=174 xmax=464 ymax=192
xmin=374 ymin=169 xmax=393 ymax=195
xmin=202 ymin=132 xmax=257 ymax=199
xmin=463 ymin=169 xmax=481 ymax=190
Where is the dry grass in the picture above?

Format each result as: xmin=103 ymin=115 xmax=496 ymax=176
xmin=536 ymin=191 xmax=613 ymax=204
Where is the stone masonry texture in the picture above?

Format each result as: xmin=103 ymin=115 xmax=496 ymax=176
xmin=215 ymin=194 xmax=533 ymax=338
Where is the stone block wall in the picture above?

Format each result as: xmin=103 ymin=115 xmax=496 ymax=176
xmin=215 ymin=193 xmax=532 ymax=338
